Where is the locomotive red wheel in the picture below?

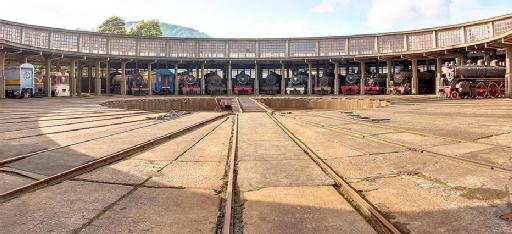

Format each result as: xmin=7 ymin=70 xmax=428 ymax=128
xmin=498 ymin=83 xmax=506 ymax=97
xmin=450 ymin=91 xmax=460 ymax=99
xmin=475 ymin=82 xmax=488 ymax=98
xmin=488 ymin=82 xmax=500 ymax=98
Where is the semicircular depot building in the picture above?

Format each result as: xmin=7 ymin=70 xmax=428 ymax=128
xmin=0 ymin=13 xmax=512 ymax=98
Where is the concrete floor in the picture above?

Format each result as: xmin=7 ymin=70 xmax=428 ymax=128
xmin=0 ymin=96 xmax=511 ymax=233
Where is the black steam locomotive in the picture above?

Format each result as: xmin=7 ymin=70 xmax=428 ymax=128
xmin=233 ymin=71 xmax=253 ymax=95
xmin=261 ymin=71 xmax=282 ymax=95
xmin=286 ymin=69 xmax=308 ymax=95
xmin=314 ymin=72 xmax=334 ymax=95
xmin=391 ymin=69 xmax=435 ymax=95
xmin=441 ymin=61 xmax=505 ymax=99
xmin=110 ymin=71 xmax=148 ymax=95
xmin=179 ymin=71 xmax=200 ymax=95
xmin=205 ymin=71 xmax=226 ymax=95
xmin=341 ymin=73 xmax=361 ymax=95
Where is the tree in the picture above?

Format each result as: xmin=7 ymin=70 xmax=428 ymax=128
xmin=128 ymin=20 xmax=163 ymax=37
xmin=98 ymin=16 xmax=126 ymax=34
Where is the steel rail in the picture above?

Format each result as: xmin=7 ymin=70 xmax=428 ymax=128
xmin=222 ymin=114 xmax=238 ymax=234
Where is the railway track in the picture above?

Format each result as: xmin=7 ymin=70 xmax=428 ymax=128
xmin=0 ymin=113 xmax=229 ymax=203
xmin=250 ymin=100 xmax=401 ymax=234
xmin=285 ymin=112 xmax=512 ymax=173
xmin=0 ymin=112 xmax=152 ymax=133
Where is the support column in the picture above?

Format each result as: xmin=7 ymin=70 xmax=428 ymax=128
xmin=45 ymin=57 xmax=52 ymax=97
xmin=307 ymin=62 xmax=313 ymax=95
xmin=227 ymin=61 xmax=232 ymax=95
xmin=254 ymin=62 xmax=259 ymax=95
xmin=281 ymin=63 xmax=286 ymax=95
xmin=506 ymin=47 xmax=512 ymax=98
xmin=105 ymin=61 xmax=110 ymax=95
xmin=0 ymin=51 xmax=5 ymax=99
xmin=411 ymin=58 xmax=419 ymax=95
xmin=200 ymin=63 xmax=205 ymax=95
xmin=147 ymin=63 xmax=152 ymax=96
xmin=435 ymin=57 xmax=442 ymax=96
xmin=386 ymin=59 xmax=392 ymax=94
xmin=121 ymin=61 xmax=127 ymax=95
xmin=95 ymin=61 xmax=101 ymax=95
xmin=87 ymin=65 xmax=93 ymax=94
xmin=334 ymin=62 xmax=340 ymax=95
xmin=174 ymin=63 xmax=179 ymax=95
xmin=360 ymin=60 xmax=366 ymax=95
xmin=77 ymin=62 xmax=82 ymax=96
xmin=70 ymin=59 xmax=76 ymax=97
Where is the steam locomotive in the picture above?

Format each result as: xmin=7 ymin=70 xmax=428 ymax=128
xmin=341 ymin=73 xmax=361 ymax=95
xmin=110 ymin=71 xmax=147 ymax=95
xmin=440 ymin=60 xmax=505 ymax=99
xmin=205 ymin=71 xmax=226 ymax=95
xmin=363 ymin=73 xmax=386 ymax=95
xmin=391 ymin=69 xmax=435 ymax=95
xmin=314 ymin=72 xmax=334 ymax=95
xmin=261 ymin=71 xmax=282 ymax=95
xmin=178 ymin=71 xmax=200 ymax=95
xmin=233 ymin=71 xmax=253 ymax=95
xmin=286 ymin=69 xmax=308 ymax=95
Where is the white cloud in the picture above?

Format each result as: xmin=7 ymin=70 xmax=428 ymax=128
xmin=365 ymin=0 xmax=449 ymax=31
xmin=312 ymin=0 xmax=350 ymax=13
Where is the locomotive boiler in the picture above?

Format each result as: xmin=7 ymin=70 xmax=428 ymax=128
xmin=441 ymin=61 xmax=505 ymax=99
xmin=314 ymin=72 xmax=333 ymax=95
xmin=205 ymin=71 xmax=226 ymax=95
xmin=261 ymin=71 xmax=282 ymax=95
xmin=233 ymin=71 xmax=253 ymax=95
xmin=178 ymin=71 xmax=200 ymax=95
xmin=286 ymin=69 xmax=308 ymax=95
xmin=110 ymin=71 xmax=148 ymax=95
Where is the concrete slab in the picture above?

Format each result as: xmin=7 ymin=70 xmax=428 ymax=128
xmin=178 ymin=119 xmax=232 ymax=162
xmin=277 ymin=116 xmax=404 ymax=155
xmin=77 ymin=159 xmax=168 ymax=185
xmin=0 ymin=172 xmax=36 ymax=193
xmin=237 ymin=140 xmax=307 ymax=161
xmin=0 ymin=181 xmax=131 ymax=233
xmin=7 ymin=150 xmax=94 ymax=176
xmin=478 ymin=132 xmax=512 ymax=147
xmin=237 ymin=160 xmax=334 ymax=191
xmin=459 ymin=146 xmax=512 ymax=169
xmin=0 ymin=141 xmax=47 ymax=160
xmin=353 ymin=176 xmax=511 ymax=233
xmin=376 ymin=132 xmax=458 ymax=148
xmin=242 ymin=186 xmax=375 ymax=234
xmin=429 ymin=142 xmax=494 ymax=156
xmin=145 ymin=161 xmax=225 ymax=189
xmin=81 ymin=188 xmax=220 ymax=234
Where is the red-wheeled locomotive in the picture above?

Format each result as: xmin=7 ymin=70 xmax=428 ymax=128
xmin=440 ymin=60 xmax=505 ymax=99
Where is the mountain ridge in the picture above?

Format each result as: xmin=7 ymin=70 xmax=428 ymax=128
xmin=126 ymin=21 xmax=210 ymax=38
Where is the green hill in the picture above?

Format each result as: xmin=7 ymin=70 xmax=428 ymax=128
xmin=126 ymin=21 xmax=210 ymax=38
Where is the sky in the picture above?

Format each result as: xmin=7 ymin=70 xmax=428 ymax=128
xmin=2 ymin=0 xmax=512 ymax=38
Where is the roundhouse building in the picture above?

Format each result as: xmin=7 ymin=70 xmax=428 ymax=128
xmin=1 ymin=14 xmax=512 ymax=98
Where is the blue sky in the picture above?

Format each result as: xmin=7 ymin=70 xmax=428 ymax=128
xmin=2 ymin=0 xmax=512 ymax=38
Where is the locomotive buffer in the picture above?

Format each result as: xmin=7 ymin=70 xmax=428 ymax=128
xmin=238 ymin=97 xmax=265 ymax=112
